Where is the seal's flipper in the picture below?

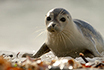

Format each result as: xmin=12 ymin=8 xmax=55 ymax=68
xmin=33 ymin=43 xmax=50 ymax=58
xmin=22 ymin=43 xmax=50 ymax=58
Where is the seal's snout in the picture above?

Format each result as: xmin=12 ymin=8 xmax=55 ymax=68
xmin=47 ymin=22 xmax=56 ymax=32
xmin=47 ymin=22 xmax=54 ymax=28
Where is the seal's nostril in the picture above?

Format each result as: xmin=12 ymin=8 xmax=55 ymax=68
xmin=52 ymin=24 xmax=56 ymax=27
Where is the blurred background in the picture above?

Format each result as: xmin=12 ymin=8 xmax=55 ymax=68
xmin=0 ymin=0 xmax=104 ymax=52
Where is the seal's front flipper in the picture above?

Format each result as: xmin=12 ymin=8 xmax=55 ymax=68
xmin=22 ymin=53 xmax=33 ymax=58
xmin=22 ymin=43 xmax=50 ymax=58
xmin=33 ymin=43 xmax=50 ymax=58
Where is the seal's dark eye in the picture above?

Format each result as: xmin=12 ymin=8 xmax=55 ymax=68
xmin=47 ymin=17 xmax=51 ymax=21
xmin=60 ymin=17 xmax=66 ymax=22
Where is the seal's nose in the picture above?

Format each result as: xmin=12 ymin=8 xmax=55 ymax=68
xmin=52 ymin=24 xmax=56 ymax=27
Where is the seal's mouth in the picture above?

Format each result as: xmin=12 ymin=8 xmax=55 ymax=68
xmin=51 ymin=30 xmax=55 ymax=32
xmin=48 ymin=29 xmax=55 ymax=32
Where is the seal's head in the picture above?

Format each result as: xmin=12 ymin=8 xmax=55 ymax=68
xmin=45 ymin=8 xmax=72 ymax=33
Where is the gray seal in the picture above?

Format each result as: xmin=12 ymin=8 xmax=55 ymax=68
xmin=23 ymin=8 xmax=104 ymax=58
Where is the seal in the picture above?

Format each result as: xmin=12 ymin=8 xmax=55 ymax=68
xmin=23 ymin=8 xmax=104 ymax=58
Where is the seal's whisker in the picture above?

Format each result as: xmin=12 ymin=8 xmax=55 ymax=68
xmin=35 ymin=29 xmax=45 ymax=32
xmin=57 ymin=33 xmax=62 ymax=45
xmin=62 ymin=30 xmax=75 ymax=40
xmin=61 ymin=33 xmax=68 ymax=48
xmin=32 ymin=28 xmax=45 ymax=34
xmin=62 ymin=31 xmax=74 ymax=46
xmin=34 ymin=30 xmax=46 ymax=40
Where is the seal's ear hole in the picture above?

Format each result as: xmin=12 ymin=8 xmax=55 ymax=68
xmin=60 ymin=17 xmax=66 ymax=22
xmin=47 ymin=17 xmax=51 ymax=21
xmin=67 ymin=16 xmax=69 ymax=18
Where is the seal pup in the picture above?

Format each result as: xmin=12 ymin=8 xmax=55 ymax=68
xmin=23 ymin=8 xmax=104 ymax=58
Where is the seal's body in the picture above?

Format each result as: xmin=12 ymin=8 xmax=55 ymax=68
xmin=23 ymin=8 xmax=104 ymax=58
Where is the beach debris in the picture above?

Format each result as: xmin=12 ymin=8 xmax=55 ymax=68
xmin=0 ymin=52 xmax=104 ymax=70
